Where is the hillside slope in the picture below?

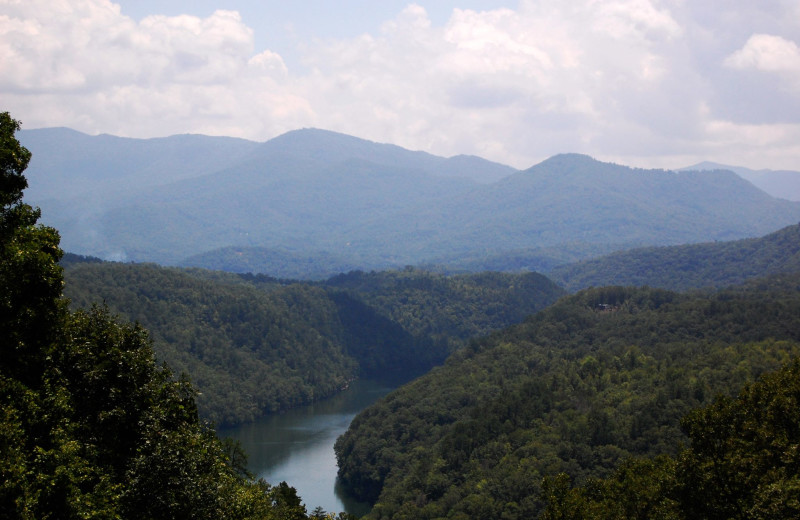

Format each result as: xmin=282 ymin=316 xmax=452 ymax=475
xmin=63 ymin=261 xmax=564 ymax=425
xmin=549 ymin=223 xmax=800 ymax=292
xmin=335 ymin=276 xmax=800 ymax=519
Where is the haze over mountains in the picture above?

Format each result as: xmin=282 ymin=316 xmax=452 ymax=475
xmin=20 ymin=127 xmax=800 ymax=278
xmin=551 ymin=223 xmax=800 ymax=292
xmin=681 ymin=161 xmax=800 ymax=202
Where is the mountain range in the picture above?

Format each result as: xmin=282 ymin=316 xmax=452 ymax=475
xmin=19 ymin=127 xmax=800 ymax=277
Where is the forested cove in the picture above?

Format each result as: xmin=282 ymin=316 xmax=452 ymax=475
xmin=63 ymin=261 xmax=564 ymax=426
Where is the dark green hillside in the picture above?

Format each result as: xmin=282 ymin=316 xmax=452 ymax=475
xmin=325 ymin=268 xmax=565 ymax=351
xmin=64 ymin=263 xmax=361 ymax=426
xmin=426 ymin=241 xmax=625 ymax=275
xmin=324 ymin=268 xmax=564 ymax=374
xmin=550 ymin=223 xmax=800 ymax=292
xmin=335 ymin=278 xmax=800 ymax=519
xmin=63 ymin=262 xmax=564 ymax=426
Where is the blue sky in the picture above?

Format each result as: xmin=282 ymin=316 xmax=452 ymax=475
xmin=115 ymin=1 xmax=516 ymax=55
xmin=3 ymin=0 xmax=800 ymax=170
xmin=114 ymin=1 xmax=517 ymax=77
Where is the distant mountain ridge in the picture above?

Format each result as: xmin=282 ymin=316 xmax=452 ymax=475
xmin=20 ymin=127 xmax=800 ymax=276
xmin=681 ymin=161 xmax=800 ymax=201
xmin=18 ymin=127 xmax=261 ymax=201
xmin=409 ymin=153 xmax=795 ymax=251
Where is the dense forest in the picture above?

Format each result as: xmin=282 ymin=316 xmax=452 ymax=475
xmin=63 ymin=261 xmax=563 ymax=426
xmin=335 ymin=278 xmax=800 ymax=519
xmin=1 ymin=112 xmax=340 ymax=519
xmin=540 ymin=358 xmax=800 ymax=518
xmin=549 ymin=222 xmax=800 ymax=292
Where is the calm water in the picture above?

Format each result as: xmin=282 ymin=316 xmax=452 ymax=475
xmin=219 ymin=379 xmax=395 ymax=516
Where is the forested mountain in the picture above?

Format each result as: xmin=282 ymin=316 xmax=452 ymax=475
xmin=63 ymin=260 xmax=564 ymax=426
xmin=324 ymin=268 xmax=565 ymax=353
xmin=549 ymin=223 xmax=800 ymax=292
xmin=682 ymin=161 xmax=800 ymax=201
xmin=65 ymin=263 xmax=363 ymax=426
xmin=20 ymin=128 xmax=800 ymax=276
xmin=335 ymin=276 xmax=800 ymax=519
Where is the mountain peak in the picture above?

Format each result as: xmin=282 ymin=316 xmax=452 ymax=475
xmin=524 ymin=153 xmax=608 ymax=173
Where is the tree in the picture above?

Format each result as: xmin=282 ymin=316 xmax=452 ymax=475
xmin=0 ymin=112 xmax=64 ymax=388
xmin=676 ymin=359 xmax=800 ymax=519
xmin=0 ymin=112 xmax=30 ymax=212
xmin=1 ymin=111 xmax=69 ymax=518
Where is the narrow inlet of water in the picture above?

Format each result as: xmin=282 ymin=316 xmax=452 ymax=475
xmin=219 ymin=379 xmax=395 ymax=516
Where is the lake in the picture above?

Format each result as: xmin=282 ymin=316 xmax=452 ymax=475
xmin=218 ymin=379 xmax=396 ymax=516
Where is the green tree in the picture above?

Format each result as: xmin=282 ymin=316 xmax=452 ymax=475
xmin=676 ymin=359 xmax=800 ymax=519
xmin=0 ymin=112 xmax=64 ymax=388
xmin=0 ymin=111 xmax=70 ymax=518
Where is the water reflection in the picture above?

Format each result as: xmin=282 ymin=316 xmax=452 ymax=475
xmin=219 ymin=379 xmax=395 ymax=516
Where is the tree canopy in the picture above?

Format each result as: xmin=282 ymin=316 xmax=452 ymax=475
xmin=541 ymin=358 xmax=800 ymax=519
xmin=335 ymin=281 xmax=800 ymax=519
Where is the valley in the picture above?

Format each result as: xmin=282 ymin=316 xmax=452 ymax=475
xmin=5 ymin=119 xmax=800 ymax=519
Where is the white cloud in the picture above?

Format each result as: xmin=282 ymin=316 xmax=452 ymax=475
xmin=724 ymin=33 xmax=800 ymax=73
xmin=0 ymin=0 xmax=312 ymax=138
xmin=2 ymin=0 xmax=800 ymax=170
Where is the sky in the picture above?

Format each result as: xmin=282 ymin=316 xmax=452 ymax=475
xmin=2 ymin=0 xmax=800 ymax=170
